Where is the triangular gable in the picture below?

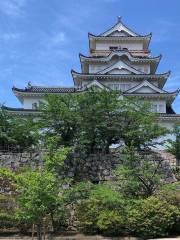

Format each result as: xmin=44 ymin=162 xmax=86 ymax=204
xmin=97 ymin=60 xmax=143 ymax=75
xmin=85 ymin=80 xmax=109 ymax=90
xmin=126 ymin=80 xmax=167 ymax=94
xmin=107 ymin=68 xmax=134 ymax=74
xmin=101 ymin=19 xmax=138 ymax=37
xmin=108 ymin=30 xmax=131 ymax=37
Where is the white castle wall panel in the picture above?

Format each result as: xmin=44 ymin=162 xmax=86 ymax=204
xmin=96 ymin=42 xmax=143 ymax=50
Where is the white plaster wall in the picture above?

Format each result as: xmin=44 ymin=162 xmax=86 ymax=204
xmin=109 ymin=31 xmax=129 ymax=37
xmin=132 ymin=63 xmax=150 ymax=74
xmin=135 ymin=86 xmax=156 ymax=93
xmin=88 ymin=62 xmax=150 ymax=74
xmin=82 ymin=80 xmax=160 ymax=93
xmin=96 ymin=42 xmax=143 ymax=51
xmin=89 ymin=64 xmax=105 ymax=73
xmin=108 ymin=69 xmax=131 ymax=74
xmin=23 ymin=97 xmax=45 ymax=109
xmin=102 ymin=80 xmax=139 ymax=89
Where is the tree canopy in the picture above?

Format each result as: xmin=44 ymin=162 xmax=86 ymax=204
xmin=39 ymin=89 xmax=168 ymax=154
xmin=0 ymin=109 xmax=39 ymax=151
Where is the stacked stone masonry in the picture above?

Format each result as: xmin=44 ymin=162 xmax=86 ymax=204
xmin=0 ymin=150 xmax=177 ymax=183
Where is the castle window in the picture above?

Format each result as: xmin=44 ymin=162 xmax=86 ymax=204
xmin=159 ymin=104 xmax=165 ymax=113
xmin=109 ymin=46 xmax=119 ymax=51
xmin=151 ymin=103 xmax=165 ymax=113
xmin=151 ymin=104 xmax=158 ymax=112
xmin=32 ymin=102 xmax=38 ymax=109
xmin=144 ymin=66 xmax=149 ymax=73
xmin=108 ymin=83 xmax=131 ymax=91
xmin=120 ymin=83 xmax=131 ymax=91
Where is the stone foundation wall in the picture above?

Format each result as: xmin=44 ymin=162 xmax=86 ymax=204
xmin=0 ymin=151 xmax=44 ymax=171
xmin=0 ymin=150 xmax=177 ymax=182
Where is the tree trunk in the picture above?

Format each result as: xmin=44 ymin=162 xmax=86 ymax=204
xmin=31 ymin=224 xmax=35 ymax=240
xmin=37 ymin=222 xmax=42 ymax=240
xmin=43 ymin=224 xmax=46 ymax=240
xmin=50 ymin=212 xmax=55 ymax=233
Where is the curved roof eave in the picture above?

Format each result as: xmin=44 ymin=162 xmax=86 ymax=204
xmin=79 ymin=52 xmax=161 ymax=63
xmin=71 ymin=69 xmax=171 ymax=79
xmin=88 ymin=32 xmax=152 ymax=40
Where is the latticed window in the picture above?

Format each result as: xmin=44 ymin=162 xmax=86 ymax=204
xmin=159 ymin=104 xmax=165 ymax=113
xmin=151 ymin=104 xmax=158 ymax=112
xmin=151 ymin=103 xmax=165 ymax=113
xmin=32 ymin=102 xmax=38 ymax=109
xmin=108 ymin=83 xmax=131 ymax=91
xmin=109 ymin=46 xmax=119 ymax=51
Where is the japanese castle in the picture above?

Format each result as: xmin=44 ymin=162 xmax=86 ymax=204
xmin=3 ymin=18 xmax=180 ymax=142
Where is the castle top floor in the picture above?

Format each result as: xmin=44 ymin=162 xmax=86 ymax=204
xmin=89 ymin=17 xmax=151 ymax=57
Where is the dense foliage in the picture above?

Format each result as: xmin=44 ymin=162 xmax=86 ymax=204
xmin=0 ymin=109 xmax=39 ymax=150
xmin=114 ymin=146 xmax=164 ymax=197
xmin=167 ymin=125 xmax=180 ymax=165
xmin=76 ymin=184 xmax=180 ymax=238
xmin=40 ymin=90 xmax=168 ymax=153
xmin=0 ymin=89 xmax=179 ymax=239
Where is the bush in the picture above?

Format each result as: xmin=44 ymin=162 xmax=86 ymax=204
xmin=154 ymin=183 xmax=180 ymax=235
xmin=76 ymin=185 xmax=127 ymax=235
xmin=76 ymin=184 xmax=180 ymax=238
xmin=126 ymin=196 xmax=180 ymax=238
xmin=0 ymin=194 xmax=18 ymax=231
xmin=0 ymin=213 xmax=18 ymax=230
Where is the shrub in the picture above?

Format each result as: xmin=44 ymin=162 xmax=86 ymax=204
xmin=76 ymin=185 xmax=126 ymax=235
xmin=96 ymin=209 xmax=125 ymax=235
xmin=0 ymin=213 xmax=18 ymax=230
xmin=76 ymin=184 xmax=180 ymax=238
xmin=154 ymin=183 xmax=180 ymax=235
xmin=126 ymin=196 xmax=180 ymax=238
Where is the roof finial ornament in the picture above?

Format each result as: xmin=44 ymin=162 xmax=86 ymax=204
xmin=117 ymin=16 xmax=122 ymax=23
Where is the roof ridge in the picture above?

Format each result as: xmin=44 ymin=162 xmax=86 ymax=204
xmin=98 ymin=18 xmax=140 ymax=37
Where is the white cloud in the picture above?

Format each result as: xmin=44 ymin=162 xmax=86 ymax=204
xmin=0 ymin=0 xmax=27 ymax=16
xmin=51 ymin=32 xmax=66 ymax=45
xmin=36 ymin=30 xmax=70 ymax=61
xmin=0 ymin=32 xmax=21 ymax=41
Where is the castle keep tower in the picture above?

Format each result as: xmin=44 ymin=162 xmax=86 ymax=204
xmin=72 ymin=17 xmax=178 ymax=117
xmin=3 ymin=18 xmax=180 ymax=144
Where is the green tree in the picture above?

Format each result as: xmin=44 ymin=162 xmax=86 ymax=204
xmin=115 ymin=146 xmax=164 ymax=197
xmin=118 ymin=99 xmax=168 ymax=150
xmin=16 ymin=169 xmax=67 ymax=240
xmin=40 ymin=90 xmax=168 ymax=154
xmin=0 ymin=108 xmax=39 ymax=151
xmin=40 ymin=94 xmax=80 ymax=147
xmin=43 ymin=136 xmax=71 ymax=175
xmin=167 ymin=125 xmax=180 ymax=166
xmin=0 ymin=135 xmax=73 ymax=238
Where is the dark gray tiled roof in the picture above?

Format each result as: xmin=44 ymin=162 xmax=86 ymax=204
xmin=13 ymin=86 xmax=77 ymax=93
xmin=2 ymin=105 xmax=39 ymax=111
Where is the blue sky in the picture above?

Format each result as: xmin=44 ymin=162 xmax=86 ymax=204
xmin=0 ymin=0 xmax=180 ymax=112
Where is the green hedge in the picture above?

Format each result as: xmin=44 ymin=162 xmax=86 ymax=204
xmin=76 ymin=185 xmax=180 ymax=238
